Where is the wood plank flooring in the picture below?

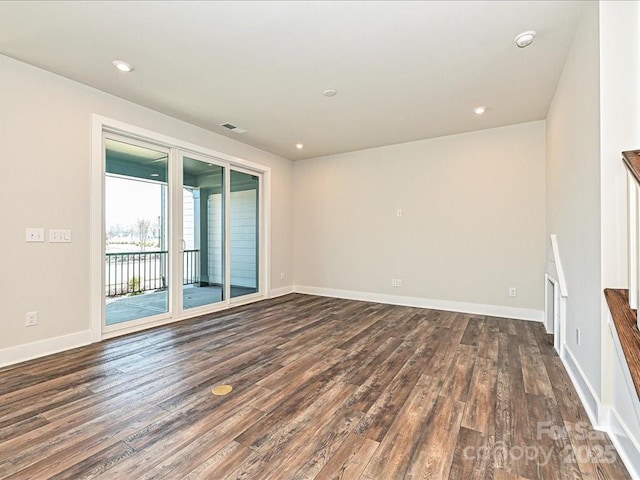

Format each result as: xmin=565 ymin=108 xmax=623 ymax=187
xmin=0 ymin=294 xmax=630 ymax=479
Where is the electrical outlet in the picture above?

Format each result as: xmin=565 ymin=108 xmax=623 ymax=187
xmin=397 ymin=279 xmax=403 ymax=287
xmin=280 ymin=272 xmax=285 ymax=280
xmin=576 ymin=328 xmax=580 ymax=346
xmin=396 ymin=209 xmax=403 ymax=217
xmin=25 ymin=311 xmax=38 ymax=327
xmin=508 ymin=287 xmax=517 ymax=297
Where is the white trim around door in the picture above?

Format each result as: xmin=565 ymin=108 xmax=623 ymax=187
xmin=91 ymin=114 xmax=271 ymax=342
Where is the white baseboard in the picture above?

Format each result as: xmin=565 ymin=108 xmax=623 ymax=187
xmin=293 ymin=285 xmax=544 ymax=322
xmin=0 ymin=330 xmax=92 ymax=369
xmin=553 ymin=344 xmax=640 ymax=477
xmin=604 ymin=407 xmax=640 ymax=479
xmin=0 ymin=287 xmax=538 ymax=369
xmin=608 ymin=318 xmax=640 ymax=425
xmin=598 ymin=403 xmax=611 ymax=427
xmin=561 ymin=345 xmax=601 ymax=427
xmin=269 ymin=285 xmax=294 ymax=298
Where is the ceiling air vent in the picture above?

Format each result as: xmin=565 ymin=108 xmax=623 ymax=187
xmin=219 ymin=122 xmax=247 ymax=134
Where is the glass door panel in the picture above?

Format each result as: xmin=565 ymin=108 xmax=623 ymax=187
xmin=104 ymin=138 xmax=169 ymax=326
xmin=182 ymin=156 xmax=225 ymax=309
xmin=230 ymin=170 xmax=259 ymax=299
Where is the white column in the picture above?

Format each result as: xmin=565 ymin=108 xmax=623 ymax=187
xmin=628 ymin=171 xmax=638 ymax=311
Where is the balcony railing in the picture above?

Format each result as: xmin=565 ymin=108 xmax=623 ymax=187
xmin=105 ymin=249 xmax=200 ymax=297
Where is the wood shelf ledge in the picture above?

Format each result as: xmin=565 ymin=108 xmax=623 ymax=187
xmin=622 ymin=150 xmax=640 ymax=184
xmin=604 ymin=288 xmax=640 ymax=400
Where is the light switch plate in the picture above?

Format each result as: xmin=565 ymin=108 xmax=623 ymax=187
xmin=49 ymin=229 xmax=72 ymax=243
xmin=26 ymin=228 xmax=45 ymax=242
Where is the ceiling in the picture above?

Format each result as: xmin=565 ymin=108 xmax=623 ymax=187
xmin=0 ymin=1 xmax=587 ymax=160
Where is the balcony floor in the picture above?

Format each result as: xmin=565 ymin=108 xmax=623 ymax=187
xmin=106 ymin=285 xmax=257 ymax=326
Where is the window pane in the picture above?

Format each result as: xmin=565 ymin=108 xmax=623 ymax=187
xmin=104 ymin=138 xmax=168 ymax=325
xmin=230 ymin=170 xmax=259 ymax=298
xmin=183 ymin=157 xmax=225 ymax=309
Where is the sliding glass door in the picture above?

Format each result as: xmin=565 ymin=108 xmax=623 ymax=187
xmin=101 ymin=130 xmax=264 ymax=335
xmin=104 ymin=137 xmax=169 ymax=326
xmin=182 ymin=155 xmax=225 ymax=310
xmin=230 ymin=170 xmax=259 ymax=299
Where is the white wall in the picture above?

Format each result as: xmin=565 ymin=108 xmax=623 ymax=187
xmin=540 ymin=2 xmax=640 ymax=474
xmin=599 ymin=1 xmax=639 ymax=291
xmin=183 ymin=189 xmax=195 ymax=250
xmin=0 ymin=54 xmax=293 ymax=356
xmin=598 ymin=2 xmax=640 ymax=476
xmin=546 ymin=3 xmax=602 ymax=395
xmin=599 ymin=0 xmax=640 ymax=407
xmin=208 ymin=193 xmax=224 ymax=284
xmin=606 ymin=312 xmax=640 ymax=478
xmin=293 ymin=121 xmax=546 ymax=317
xmin=230 ymin=189 xmax=258 ymax=288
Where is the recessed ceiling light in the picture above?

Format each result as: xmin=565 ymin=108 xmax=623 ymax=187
xmin=515 ymin=31 xmax=536 ymax=48
xmin=296 ymin=143 xmax=304 ymax=150
xmin=112 ymin=60 xmax=134 ymax=72
xmin=473 ymin=106 xmax=487 ymax=115
xmin=323 ymin=89 xmax=337 ymax=97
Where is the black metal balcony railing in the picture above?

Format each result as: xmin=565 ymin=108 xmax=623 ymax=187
xmin=183 ymin=249 xmax=199 ymax=290
xmin=105 ymin=249 xmax=200 ymax=297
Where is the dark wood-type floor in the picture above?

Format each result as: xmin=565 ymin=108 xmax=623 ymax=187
xmin=0 ymin=294 xmax=631 ymax=479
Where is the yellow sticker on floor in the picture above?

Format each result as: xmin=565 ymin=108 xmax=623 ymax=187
xmin=212 ymin=384 xmax=233 ymax=396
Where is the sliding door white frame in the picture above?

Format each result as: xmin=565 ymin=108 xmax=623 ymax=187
xmin=90 ymin=114 xmax=271 ymax=342
xmin=175 ymin=149 xmax=226 ymax=317
xmin=228 ymin=164 xmax=265 ymax=307
xmin=101 ymin=132 xmax=174 ymax=336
